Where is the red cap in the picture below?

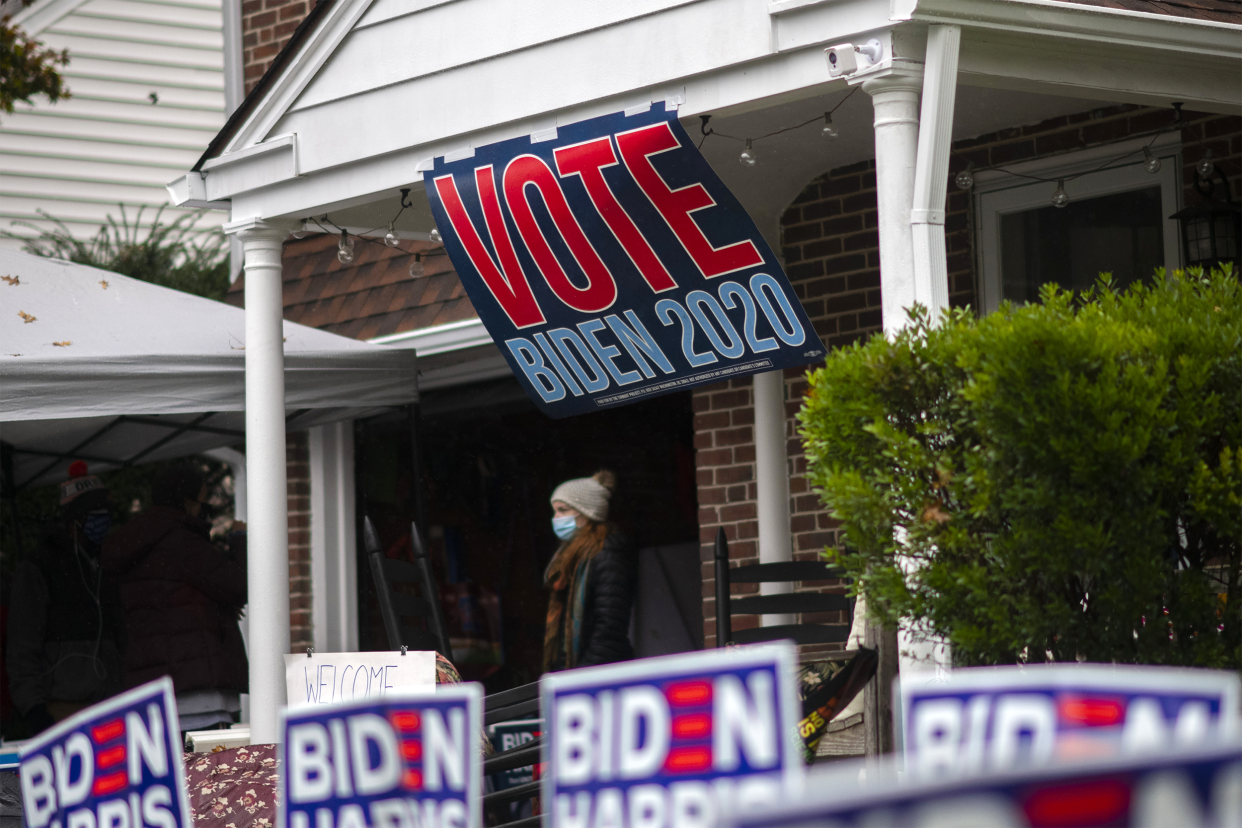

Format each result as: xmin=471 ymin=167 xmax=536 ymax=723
xmin=68 ymin=460 xmax=89 ymax=478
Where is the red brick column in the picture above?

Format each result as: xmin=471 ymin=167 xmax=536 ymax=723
xmin=287 ymin=430 xmax=313 ymax=652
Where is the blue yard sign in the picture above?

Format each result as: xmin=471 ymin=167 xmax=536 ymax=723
xmin=19 ymin=677 xmax=192 ymax=828
xmin=278 ymin=686 xmax=483 ymax=828
xmin=897 ymin=665 xmax=1240 ymax=778
xmin=728 ymin=741 xmax=1242 ymax=828
xmin=423 ymin=102 xmax=826 ymax=418
xmin=540 ymin=644 xmax=802 ymax=827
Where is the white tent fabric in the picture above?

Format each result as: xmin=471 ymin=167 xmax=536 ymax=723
xmin=0 ymin=251 xmax=417 ymax=488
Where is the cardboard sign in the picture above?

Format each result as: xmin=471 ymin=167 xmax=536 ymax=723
xmin=540 ymin=644 xmax=802 ymax=827
xmin=423 ymin=102 xmax=826 ymax=418
xmin=278 ymin=685 xmax=483 ymax=828
xmin=284 ymin=652 xmax=437 ymax=708
xmin=729 ymin=742 xmax=1242 ymax=828
xmin=19 ymin=677 xmax=192 ymax=828
xmin=898 ymin=665 xmax=1240 ymax=777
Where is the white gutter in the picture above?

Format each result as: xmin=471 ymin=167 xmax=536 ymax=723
xmin=896 ymin=0 xmax=1242 ymax=59
xmin=369 ymin=317 xmax=492 ymax=355
xmin=910 ymin=23 xmax=960 ymax=319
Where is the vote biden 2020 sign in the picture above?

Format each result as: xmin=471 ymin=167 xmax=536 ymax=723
xmin=279 ymin=686 xmax=482 ymax=828
xmin=423 ymin=102 xmax=826 ymax=418
xmin=20 ymin=678 xmax=191 ymax=828
xmin=540 ymin=644 xmax=802 ymax=827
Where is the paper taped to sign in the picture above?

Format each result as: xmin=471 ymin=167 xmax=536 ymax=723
xmin=19 ymin=677 xmax=192 ymax=828
xmin=424 ymin=102 xmax=826 ymax=418
xmin=540 ymin=643 xmax=802 ymax=828
xmin=284 ymin=651 xmax=436 ymax=708
xmin=897 ymin=664 xmax=1240 ymax=778
xmin=278 ymin=685 xmax=483 ymax=828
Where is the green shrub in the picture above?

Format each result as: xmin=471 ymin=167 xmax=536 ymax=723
xmin=799 ymin=267 xmax=1241 ymax=669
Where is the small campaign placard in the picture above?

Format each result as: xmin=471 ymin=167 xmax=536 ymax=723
xmin=284 ymin=652 xmax=437 ymax=708
xmin=19 ymin=677 xmax=191 ymax=828
xmin=728 ymin=741 xmax=1242 ymax=828
xmin=898 ymin=664 xmax=1241 ymax=777
xmin=278 ymin=685 xmax=482 ymax=828
xmin=540 ymin=643 xmax=802 ymax=828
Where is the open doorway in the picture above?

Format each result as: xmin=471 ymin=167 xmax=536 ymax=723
xmin=354 ymin=380 xmax=700 ymax=692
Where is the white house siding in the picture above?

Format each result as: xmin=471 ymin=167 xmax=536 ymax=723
xmin=1 ymin=0 xmax=228 ymax=251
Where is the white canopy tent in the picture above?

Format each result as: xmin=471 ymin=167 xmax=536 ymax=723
xmin=0 ymin=250 xmax=417 ymax=489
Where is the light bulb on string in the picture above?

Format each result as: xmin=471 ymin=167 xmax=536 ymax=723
xmin=429 ymin=227 xmax=442 ymax=243
xmin=739 ymin=138 xmax=757 ymax=167
xmin=955 ymin=163 xmax=975 ymax=190
xmin=1197 ymin=149 xmax=1215 ymax=178
xmin=384 ymin=222 xmax=401 ymax=248
xmin=408 ymin=253 xmax=423 ymax=279
xmin=290 ymin=226 xmax=308 ymax=239
xmin=821 ymin=112 xmax=838 ymax=140
xmin=1142 ymin=147 xmax=1162 ymax=174
xmin=337 ymin=231 xmax=355 ymax=264
xmin=1051 ymin=180 xmax=1069 ymax=209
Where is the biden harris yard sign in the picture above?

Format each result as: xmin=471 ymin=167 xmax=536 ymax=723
xmin=279 ymin=685 xmax=483 ymax=828
xmin=540 ymin=643 xmax=802 ymax=828
xmin=898 ymin=665 xmax=1240 ymax=779
xmin=423 ymin=102 xmax=826 ymax=418
xmin=20 ymin=677 xmax=191 ymax=828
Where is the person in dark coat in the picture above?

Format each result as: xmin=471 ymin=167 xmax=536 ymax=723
xmin=543 ymin=470 xmax=635 ymax=672
xmin=6 ymin=462 xmax=124 ymax=734
xmin=101 ymin=463 xmax=247 ymax=733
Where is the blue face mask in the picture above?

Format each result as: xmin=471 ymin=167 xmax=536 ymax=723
xmin=82 ymin=510 xmax=112 ymax=546
xmin=552 ymin=515 xmax=578 ymax=540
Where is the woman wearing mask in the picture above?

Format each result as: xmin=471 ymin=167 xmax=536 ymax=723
xmin=543 ymin=470 xmax=635 ymax=672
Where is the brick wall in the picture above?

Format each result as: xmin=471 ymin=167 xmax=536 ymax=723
xmin=242 ymin=0 xmax=312 ymax=94
xmin=287 ymin=430 xmax=313 ymax=652
xmin=696 ymin=104 xmax=1240 ymax=659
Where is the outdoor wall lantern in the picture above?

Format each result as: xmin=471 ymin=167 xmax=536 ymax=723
xmin=1171 ymin=169 xmax=1240 ymax=269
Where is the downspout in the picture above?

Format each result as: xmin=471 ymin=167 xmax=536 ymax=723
xmin=910 ymin=23 xmax=961 ymax=319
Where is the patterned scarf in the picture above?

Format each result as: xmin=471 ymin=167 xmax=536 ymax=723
xmin=543 ymin=522 xmax=608 ymax=672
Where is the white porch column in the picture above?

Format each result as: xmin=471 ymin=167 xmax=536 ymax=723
xmin=911 ymin=24 xmax=962 ymax=318
xmin=228 ymin=218 xmax=293 ymax=744
xmin=862 ymin=65 xmax=923 ymax=335
xmin=754 ymin=369 xmax=793 ymax=626
xmin=309 ymin=421 xmax=358 ymax=654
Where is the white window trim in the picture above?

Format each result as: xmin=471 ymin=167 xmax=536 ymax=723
xmin=974 ymin=133 xmax=1183 ymax=314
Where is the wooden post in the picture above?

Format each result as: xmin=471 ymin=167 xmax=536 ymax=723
xmin=863 ymin=620 xmax=899 ymax=757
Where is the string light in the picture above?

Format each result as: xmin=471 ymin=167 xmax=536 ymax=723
xmin=384 ymin=222 xmax=401 ymax=248
xmin=955 ymin=163 xmax=975 ymax=190
xmin=1051 ymin=180 xmax=1069 ymax=209
xmin=337 ymin=231 xmax=355 ymax=264
xmin=1197 ymin=149 xmax=1215 ymax=178
xmin=739 ymin=139 xmax=757 ymax=167
xmin=821 ymin=112 xmax=838 ymax=140
xmin=408 ymin=253 xmax=424 ymax=279
xmin=290 ymin=227 xmax=308 ymax=239
xmin=429 ymin=227 xmax=442 ymax=243
xmin=1143 ymin=147 xmax=1162 ymax=174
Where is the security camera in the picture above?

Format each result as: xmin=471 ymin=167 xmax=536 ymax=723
xmin=825 ymin=44 xmax=858 ymax=77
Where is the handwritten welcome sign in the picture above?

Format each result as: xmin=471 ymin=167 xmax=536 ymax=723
xmin=284 ymin=652 xmax=436 ymax=708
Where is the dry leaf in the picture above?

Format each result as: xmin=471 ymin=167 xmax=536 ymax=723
xmin=18 ymin=311 xmax=35 ymax=323
xmin=100 ymin=280 xmax=109 ymax=290
xmin=53 ymin=341 xmax=71 ymax=347
xmin=1 ymin=275 xmax=18 ymax=286
xmin=922 ymin=500 xmax=951 ymax=524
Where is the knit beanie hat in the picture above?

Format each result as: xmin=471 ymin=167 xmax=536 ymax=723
xmin=550 ymin=470 xmax=616 ymax=523
xmin=60 ymin=460 xmax=106 ymax=508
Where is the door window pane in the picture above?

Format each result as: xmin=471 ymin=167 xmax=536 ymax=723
xmin=999 ymin=186 xmax=1165 ymax=304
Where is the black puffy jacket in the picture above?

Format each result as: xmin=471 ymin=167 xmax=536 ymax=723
xmin=552 ymin=532 xmax=635 ymax=671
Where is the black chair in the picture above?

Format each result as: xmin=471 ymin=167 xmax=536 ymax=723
xmin=362 ymin=516 xmax=452 ymax=657
xmin=481 ymin=681 xmax=542 ymax=827
xmin=713 ymin=527 xmax=855 ymax=647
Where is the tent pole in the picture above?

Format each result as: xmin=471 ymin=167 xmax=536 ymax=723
xmin=0 ymin=444 xmax=22 ymax=561
xmin=229 ymin=217 xmax=293 ymax=745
